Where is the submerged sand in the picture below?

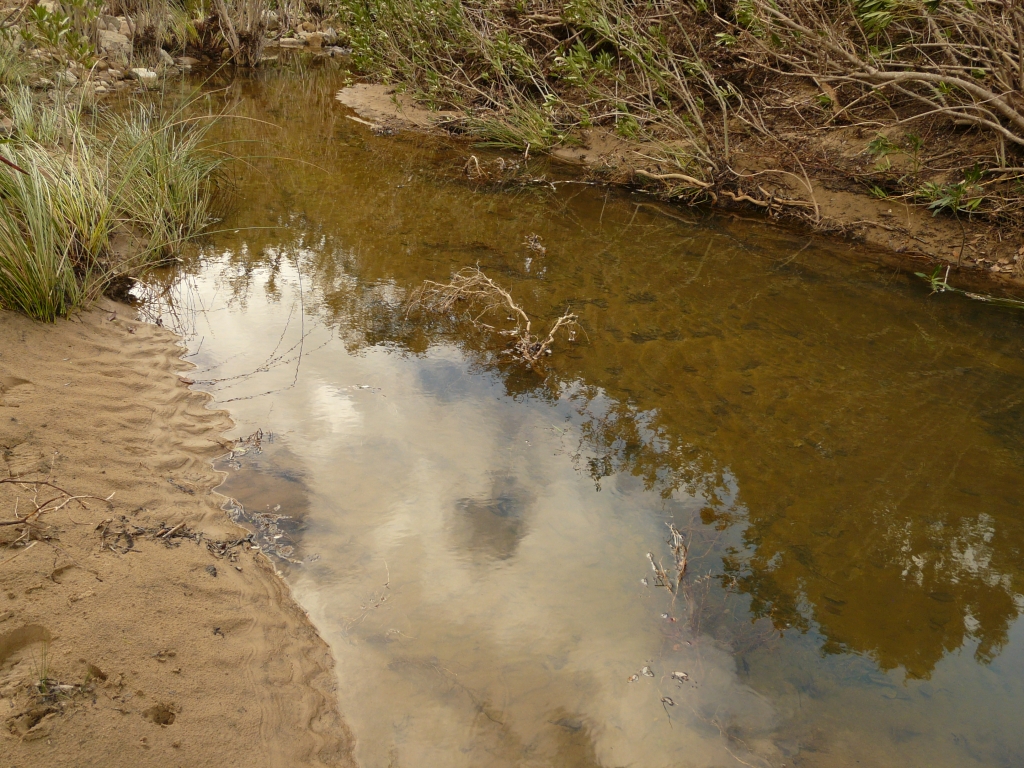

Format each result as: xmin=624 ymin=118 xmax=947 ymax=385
xmin=0 ymin=301 xmax=354 ymax=766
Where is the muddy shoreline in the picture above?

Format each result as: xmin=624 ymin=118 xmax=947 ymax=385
xmin=0 ymin=301 xmax=354 ymax=766
xmin=337 ymin=82 xmax=1024 ymax=297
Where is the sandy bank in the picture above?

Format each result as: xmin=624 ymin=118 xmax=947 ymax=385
xmin=0 ymin=302 xmax=354 ymax=767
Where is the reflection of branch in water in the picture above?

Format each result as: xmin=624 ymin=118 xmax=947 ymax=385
xmin=138 ymin=255 xmax=329 ymax=404
xmin=133 ymin=272 xmax=208 ymax=341
xmin=342 ymin=560 xmax=391 ymax=632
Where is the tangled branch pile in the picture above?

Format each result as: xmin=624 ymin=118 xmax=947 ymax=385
xmin=744 ymin=0 xmax=1024 ymax=149
xmin=408 ymin=267 xmax=579 ymax=365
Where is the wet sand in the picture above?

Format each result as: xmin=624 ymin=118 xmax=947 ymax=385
xmin=0 ymin=301 xmax=354 ymax=767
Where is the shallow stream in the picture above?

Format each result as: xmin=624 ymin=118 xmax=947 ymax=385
xmin=157 ymin=60 xmax=1024 ymax=767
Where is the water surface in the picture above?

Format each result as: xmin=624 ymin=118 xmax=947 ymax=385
xmin=158 ymin=60 xmax=1024 ymax=767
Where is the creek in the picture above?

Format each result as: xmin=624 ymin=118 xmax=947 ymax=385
xmin=155 ymin=58 xmax=1024 ymax=767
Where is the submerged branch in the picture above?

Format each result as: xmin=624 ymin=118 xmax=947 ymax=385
xmin=408 ymin=267 xmax=580 ymax=366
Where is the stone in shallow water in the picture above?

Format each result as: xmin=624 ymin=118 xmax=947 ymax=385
xmin=127 ymin=68 xmax=159 ymax=88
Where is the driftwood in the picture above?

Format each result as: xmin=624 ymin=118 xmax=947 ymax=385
xmin=408 ymin=266 xmax=580 ymax=366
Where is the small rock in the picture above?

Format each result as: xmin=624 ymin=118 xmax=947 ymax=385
xmin=279 ymin=37 xmax=305 ymax=48
xmin=176 ymin=56 xmax=199 ymax=68
xmin=128 ymin=68 xmax=159 ymax=88
xmin=157 ymin=48 xmax=174 ymax=67
xmin=98 ymin=29 xmax=132 ymax=64
xmin=300 ymin=21 xmax=315 ymax=32
xmin=306 ymin=33 xmax=323 ymax=48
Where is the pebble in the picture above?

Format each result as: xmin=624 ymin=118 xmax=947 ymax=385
xmin=127 ymin=67 xmax=159 ymax=88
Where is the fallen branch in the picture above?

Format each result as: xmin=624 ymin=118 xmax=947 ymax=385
xmin=408 ymin=267 xmax=581 ymax=365
xmin=0 ymin=478 xmax=113 ymax=526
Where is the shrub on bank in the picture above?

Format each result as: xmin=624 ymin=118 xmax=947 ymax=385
xmin=330 ymin=0 xmax=1024 ymax=225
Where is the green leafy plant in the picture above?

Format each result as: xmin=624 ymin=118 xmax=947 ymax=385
xmin=905 ymin=132 xmax=924 ymax=173
xmin=919 ymin=165 xmax=984 ymax=216
xmin=916 ymin=265 xmax=1024 ymax=309
xmin=20 ymin=1 xmax=98 ymax=65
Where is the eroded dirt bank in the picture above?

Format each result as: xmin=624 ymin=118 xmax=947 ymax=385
xmin=337 ymin=83 xmax=1024 ymax=292
xmin=0 ymin=302 xmax=354 ymax=767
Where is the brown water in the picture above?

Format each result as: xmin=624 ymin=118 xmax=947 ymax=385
xmin=155 ymin=59 xmax=1024 ymax=767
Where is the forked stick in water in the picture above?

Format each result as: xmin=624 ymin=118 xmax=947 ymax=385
xmin=409 ymin=266 xmax=580 ymax=365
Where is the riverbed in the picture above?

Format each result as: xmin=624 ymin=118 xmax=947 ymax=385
xmin=155 ymin=59 xmax=1024 ymax=767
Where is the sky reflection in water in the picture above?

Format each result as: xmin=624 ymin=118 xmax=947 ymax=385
xmin=160 ymin=59 xmax=1024 ymax=767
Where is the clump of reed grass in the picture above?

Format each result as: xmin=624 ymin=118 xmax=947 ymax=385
xmin=0 ymin=145 xmax=92 ymax=321
xmin=0 ymin=88 xmax=224 ymax=321
xmin=107 ymin=104 xmax=223 ymax=256
xmin=0 ymin=33 xmax=31 ymax=86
